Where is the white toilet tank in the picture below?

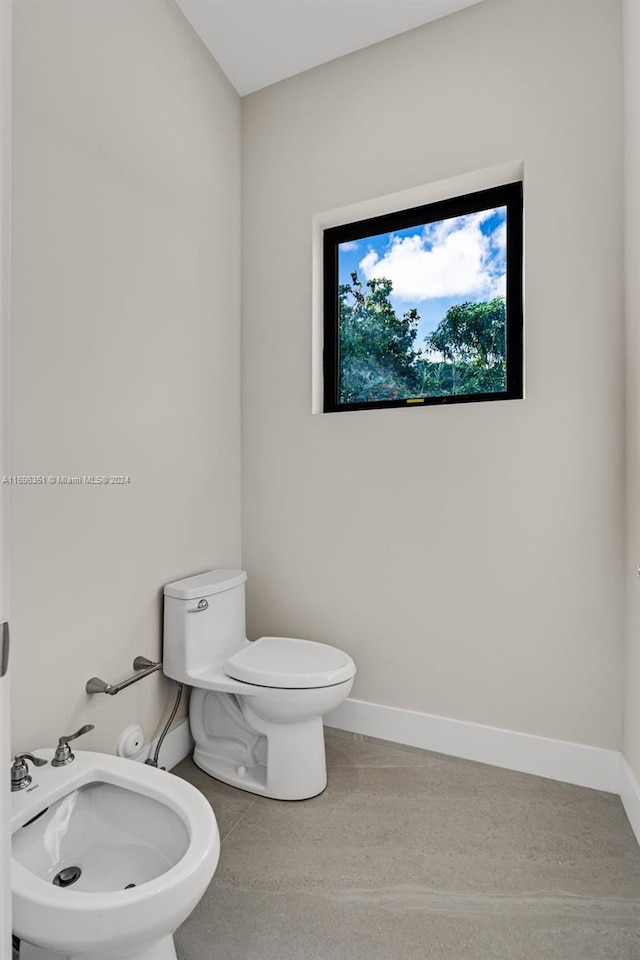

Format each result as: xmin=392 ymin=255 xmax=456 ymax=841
xmin=163 ymin=570 xmax=248 ymax=683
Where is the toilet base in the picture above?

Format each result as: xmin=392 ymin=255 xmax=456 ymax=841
xmin=193 ymin=713 xmax=328 ymax=801
xmin=19 ymin=934 xmax=177 ymax=960
xmin=191 ymin=689 xmax=330 ymax=800
xmin=193 ymin=746 xmax=327 ymax=801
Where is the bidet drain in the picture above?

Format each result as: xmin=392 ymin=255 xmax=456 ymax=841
xmin=53 ymin=866 xmax=81 ymax=887
xmin=124 ymin=883 xmax=136 ymax=889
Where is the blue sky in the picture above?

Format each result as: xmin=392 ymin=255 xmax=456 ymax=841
xmin=338 ymin=206 xmax=507 ymax=349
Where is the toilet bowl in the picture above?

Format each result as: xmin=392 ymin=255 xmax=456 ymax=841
xmin=11 ymin=749 xmax=219 ymax=960
xmin=163 ymin=570 xmax=356 ymax=800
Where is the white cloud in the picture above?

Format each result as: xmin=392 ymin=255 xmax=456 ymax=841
xmin=491 ymin=219 xmax=506 ymax=251
xmin=358 ymin=208 xmax=506 ymax=302
xmin=339 ymin=240 xmax=360 ymax=252
xmin=359 ymin=249 xmax=380 ymax=275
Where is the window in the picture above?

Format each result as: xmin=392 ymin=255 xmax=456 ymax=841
xmin=323 ymin=182 xmax=523 ymax=412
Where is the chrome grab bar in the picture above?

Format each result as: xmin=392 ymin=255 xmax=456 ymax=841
xmin=85 ymin=656 xmax=161 ymax=696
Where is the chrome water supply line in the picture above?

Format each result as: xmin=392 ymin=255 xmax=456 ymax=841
xmin=145 ymin=681 xmax=183 ymax=769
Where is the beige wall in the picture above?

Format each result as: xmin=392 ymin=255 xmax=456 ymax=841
xmin=624 ymin=0 xmax=640 ymax=781
xmin=242 ymin=0 xmax=625 ymax=749
xmin=9 ymin=0 xmax=628 ymax=761
xmin=11 ymin=0 xmax=241 ymax=754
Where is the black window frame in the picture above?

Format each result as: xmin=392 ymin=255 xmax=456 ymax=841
xmin=323 ymin=181 xmax=524 ymax=413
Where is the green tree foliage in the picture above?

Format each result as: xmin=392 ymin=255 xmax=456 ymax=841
xmin=338 ymin=271 xmax=506 ymax=402
xmin=424 ymin=298 xmax=507 ymax=396
xmin=338 ymin=272 xmax=426 ymax=403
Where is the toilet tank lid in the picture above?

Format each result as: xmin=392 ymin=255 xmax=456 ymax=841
xmin=164 ymin=569 xmax=247 ymax=600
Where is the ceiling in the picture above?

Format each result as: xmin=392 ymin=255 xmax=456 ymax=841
xmin=175 ymin=0 xmax=484 ymax=97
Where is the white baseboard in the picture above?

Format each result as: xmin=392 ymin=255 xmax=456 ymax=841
xmin=153 ymin=701 xmax=640 ymax=845
xmin=620 ymin=756 xmax=640 ymax=845
xmin=325 ymin=697 xmax=621 ymax=795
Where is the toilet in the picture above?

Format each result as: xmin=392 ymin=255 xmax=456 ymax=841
xmin=163 ymin=569 xmax=356 ymax=800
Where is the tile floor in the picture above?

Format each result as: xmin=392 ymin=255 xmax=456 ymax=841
xmin=173 ymin=730 xmax=640 ymax=960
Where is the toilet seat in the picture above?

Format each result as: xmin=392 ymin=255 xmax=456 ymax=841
xmin=224 ymin=636 xmax=356 ymax=689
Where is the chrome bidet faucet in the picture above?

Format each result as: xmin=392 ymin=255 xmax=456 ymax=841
xmin=51 ymin=724 xmax=94 ymax=767
xmin=11 ymin=753 xmax=47 ymax=792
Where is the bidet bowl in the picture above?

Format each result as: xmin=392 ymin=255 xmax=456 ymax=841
xmin=11 ymin=750 xmax=220 ymax=960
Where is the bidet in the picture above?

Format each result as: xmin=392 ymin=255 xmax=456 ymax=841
xmin=11 ymin=749 xmax=219 ymax=960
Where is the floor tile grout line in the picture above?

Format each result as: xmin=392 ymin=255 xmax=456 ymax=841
xmin=221 ymin=796 xmax=259 ymax=844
